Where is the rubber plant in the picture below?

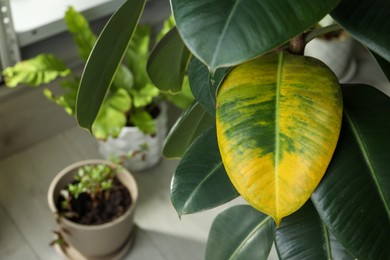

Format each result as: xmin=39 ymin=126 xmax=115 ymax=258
xmin=76 ymin=0 xmax=390 ymax=259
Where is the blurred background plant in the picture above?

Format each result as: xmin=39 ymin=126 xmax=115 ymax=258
xmin=2 ymin=7 xmax=193 ymax=140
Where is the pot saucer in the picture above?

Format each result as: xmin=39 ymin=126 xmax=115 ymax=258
xmin=53 ymin=233 xmax=135 ymax=260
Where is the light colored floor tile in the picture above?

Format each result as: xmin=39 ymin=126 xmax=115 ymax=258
xmin=0 ymin=204 xmax=39 ymax=260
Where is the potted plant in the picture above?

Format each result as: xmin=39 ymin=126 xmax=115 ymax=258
xmin=63 ymin=0 xmax=390 ymax=259
xmin=47 ymin=159 xmax=138 ymax=259
xmin=1 ymin=7 xmax=192 ymax=171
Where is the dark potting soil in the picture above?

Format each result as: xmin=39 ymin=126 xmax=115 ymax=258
xmin=57 ymin=177 xmax=132 ymax=225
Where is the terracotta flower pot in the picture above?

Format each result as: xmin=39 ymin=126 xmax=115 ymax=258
xmin=47 ymin=159 xmax=138 ymax=259
xmin=98 ymin=102 xmax=168 ymax=172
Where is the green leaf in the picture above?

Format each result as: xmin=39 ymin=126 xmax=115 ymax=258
xmin=311 ymin=84 xmax=390 ymax=259
xmin=64 ymin=6 xmax=97 ymax=61
xmin=216 ymin=52 xmax=343 ymax=225
xmin=331 ymin=0 xmax=390 ymax=62
xmin=275 ymin=200 xmax=354 ymax=260
xmin=125 ymin=25 xmax=151 ymax=89
xmin=76 ymin=0 xmax=146 ymax=131
xmin=112 ymin=65 xmax=134 ymax=93
xmin=156 ymin=15 xmax=176 ymax=42
xmin=92 ymin=88 xmax=131 ymax=140
xmin=171 ymin=126 xmax=239 ymax=216
xmin=44 ymin=78 xmax=80 ymax=115
xmin=147 ymin=27 xmax=190 ymax=92
xmin=371 ymin=51 xmax=390 ymax=82
xmin=172 ymin=0 xmax=340 ymax=72
xmin=206 ymin=205 xmax=275 ymax=260
xmin=161 ymin=76 xmax=194 ymax=109
xmin=2 ymin=54 xmax=70 ymax=87
xmin=162 ymin=102 xmax=214 ymax=159
xmin=130 ymin=109 xmax=156 ymax=135
xmin=129 ymin=82 xmax=159 ymax=108
xmin=187 ymin=57 xmax=230 ymax=116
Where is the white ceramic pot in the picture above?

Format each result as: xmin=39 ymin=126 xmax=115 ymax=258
xmin=98 ymin=102 xmax=168 ymax=172
xmin=47 ymin=159 xmax=138 ymax=259
xmin=304 ymin=34 xmax=357 ymax=82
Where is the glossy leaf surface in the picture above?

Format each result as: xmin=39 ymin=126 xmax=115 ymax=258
xmin=312 ymin=84 xmax=390 ymax=259
xmin=216 ymin=52 xmax=343 ymax=225
xmin=172 ymin=0 xmax=339 ymax=72
xmin=206 ymin=205 xmax=274 ymax=260
xmin=188 ymin=57 xmax=230 ymax=116
xmin=163 ymin=102 xmax=214 ymax=159
xmin=171 ymin=127 xmax=239 ymax=215
xmin=76 ymin=0 xmax=145 ymax=131
xmin=275 ymin=200 xmax=354 ymax=260
xmin=147 ymin=27 xmax=190 ymax=92
xmin=331 ymin=0 xmax=390 ymax=62
xmin=371 ymin=51 xmax=390 ymax=82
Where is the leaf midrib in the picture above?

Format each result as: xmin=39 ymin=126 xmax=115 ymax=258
xmin=274 ymin=51 xmax=284 ymax=223
xmin=228 ymin=216 xmax=272 ymax=259
xmin=344 ymin=111 xmax=390 ymax=219
xmin=322 ymin=222 xmax=333 ymax=259
xmin=181 ymin=161 xmax=223 ymax=214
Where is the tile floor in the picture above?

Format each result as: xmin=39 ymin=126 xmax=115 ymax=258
xmin=0 ymin=42 xmax=388 ymax=260
xmin=0 ymin=126 xmax=257 ymax=260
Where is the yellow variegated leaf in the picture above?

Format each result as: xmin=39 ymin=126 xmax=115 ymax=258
xmin=216 ymin=52 xmax=342 ymax=225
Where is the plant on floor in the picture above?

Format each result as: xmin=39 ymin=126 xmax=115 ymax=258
xmin=48 ymin=159 xmax=138 ymax=258
xmin=59 ymin=163 xmax=130 ymax=224
xmin=75 ymin=0 xmax=390 ymax=259
xmin=1 ymin=7 xmax=192 ymax=140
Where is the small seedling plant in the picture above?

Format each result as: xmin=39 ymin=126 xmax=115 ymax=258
xmin=59 ymin=164 xmax=131 ymax=225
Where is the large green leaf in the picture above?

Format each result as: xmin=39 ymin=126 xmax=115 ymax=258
xmin=2 ymin=54 xmax=70 ymax=87
xmin=162 ymin=102 xmax=214 ymax=159
xmin=371 ymin=51 xmax=390 ymax=83
xmin=172 ymin=0 xmax=340 ymax=72
xmin=187 ymin=57 xmax=230 ymax=116
xmin=275 ymin=200 xmax=354 ymax=260
xmin=331 ymin=0 xmax=390 ymax=62
xmin=171 ymin=126 xmax=238 ymax=216
xmin=76 ymin=0 xmax=146 ymax=131
xmin=147 ymin=27 xmax=190 ymax=92
xmin=206 ymin=205 xmax=274 ymax=260
xmin=312 ymin=84 xmax=390 ymax=259
xmin=64 ymin=6 xmax=96 ymax=61
xmin=216 ymin=52 xmax=343 ymax=225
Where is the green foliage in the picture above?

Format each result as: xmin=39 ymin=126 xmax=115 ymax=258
xmin=68 ymin=164 xmax=116 ymax=199
xmin=61 ymin=163 xmax=118 ymax=216
xmin=2 ymin=54 xmax=70 ymax=87
xmin=73 ymin=0 xmax=390 ymax=259
xmin=2 ymin=6 xmax=192 ymax=141
xmin=64 ymin=6 xmax=96 ymax=61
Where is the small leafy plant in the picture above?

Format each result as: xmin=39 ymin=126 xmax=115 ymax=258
xmin=59 ymin=163 xmax=131 ymax=225
xmin=2 ymin=7 xmax=192 ymax=140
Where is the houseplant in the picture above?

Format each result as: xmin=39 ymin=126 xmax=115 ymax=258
xmin=75 ymin=0 xmax=390 ymax=259
xmin=2 ymin=7 xmax=192 ymax=171
xmin=47 ymin=159 xmax=138 ymax=259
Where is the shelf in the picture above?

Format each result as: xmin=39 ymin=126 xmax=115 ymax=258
xmin=9 ymin=0 xmax=125 ymax=47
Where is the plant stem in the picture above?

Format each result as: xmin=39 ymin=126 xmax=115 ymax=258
xmin=289 ymin=34 xmax=305 ymax=55
xmin=304 ymin=24 xmax=342 ymax=43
